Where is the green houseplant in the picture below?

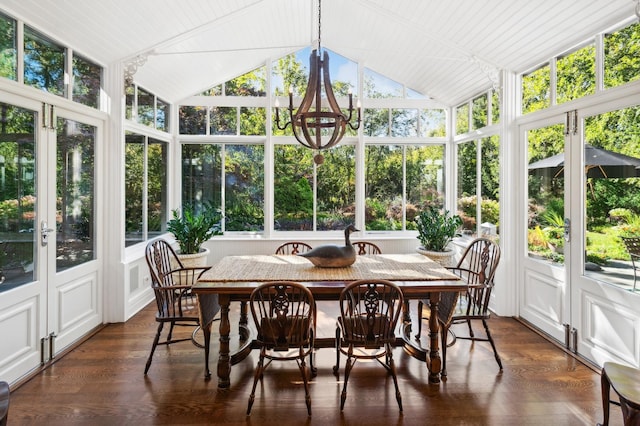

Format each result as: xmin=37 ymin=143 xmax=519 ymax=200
xmin=415 ymin=206 xmax=462 ymax=266
xmin=167 ymin=203 xmax=222 ymax=256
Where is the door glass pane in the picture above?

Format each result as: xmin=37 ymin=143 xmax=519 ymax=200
xmin=583 ymin=105 xmax=640 ymax=291
xmin=527 ymin=124 xmax=565 ymax=264
xmin=0 ymin=103 xmax=36 ymax=291
xmin=56 ymin=118 xmax=95 ymax=271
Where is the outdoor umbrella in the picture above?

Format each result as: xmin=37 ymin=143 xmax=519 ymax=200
xmin=528 ymin=144 xmax=640 ymax=179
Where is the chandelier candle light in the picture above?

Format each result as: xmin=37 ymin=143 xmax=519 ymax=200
xmin=274 ymin=0 xmax=361 ymax=165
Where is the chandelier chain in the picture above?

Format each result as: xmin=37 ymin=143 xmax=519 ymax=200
xmin=317 ymin=0 xmax=322 ymax=52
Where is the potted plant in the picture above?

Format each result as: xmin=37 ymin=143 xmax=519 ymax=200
xmin=166 ymin=202 xmax=222 ymax=267
xmin=415 ymin=205 xmax=463 ymax=266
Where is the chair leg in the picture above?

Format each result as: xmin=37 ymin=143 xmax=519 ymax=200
xmin=333 ymin=326 xmax=340 ymax=375
xmin=144 ymin=322 xmax=164 ymax=375
xmin=482 ymin=319 xmax=503 ymax=370
xmin=297 ymin=348 xmax=312 ymax=416
xmin=247 ymin=349 xmax=266 ymax=415
xmin=387 ymin=343 xmax=403 ymax=412
xmin=466 ymin=318 xmax=475 ymax=339
xmin=309 ymin=331 xmax=318 ymax=377
xmin=441 ymin=323 xmax=449 ymax=378
xmin=340 ymin=347 xmax=355 ymax=411
xmin=597 ymin=368 xmax=611 ymax=426
xmin=166 ymin=322 xmax=175 ymax=342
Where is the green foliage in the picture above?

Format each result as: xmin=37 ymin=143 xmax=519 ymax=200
xmin=275 ymin=176 xmax=313 ymax=219
xmin=167 ymin=202 xmax=222 ymax=254
xmin=541 ymin=210 xmax=564 ymax=227
xmin=415 ymin=206 xmax=462 ymax=252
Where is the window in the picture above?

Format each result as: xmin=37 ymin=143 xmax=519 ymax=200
xmin=557 ymin=44 xmax=595 ymax=104
xmin=179 ymin=51 xmax=448 ymax=234
xmin=72 ymin=54 xmax=101 ymax=108
xmin=522 ymin=64 xmax=551 ymax=114
xmin=3 ymin=12 xmax=104 ymax=109
xmin=125 ymin=83 xmax=170 ymax=132
xmin=472 ymin=94 xmax=488 ymax=130
xmin=274 ymin=144 xmax=355 ymax=231
xmin=456 ymin=103 xmax=469 ymax=135
xmin=457 ymin=136 xmax=500 ymax=238
xmin=137 ymin=87 xmax=154 ymax=127
xmin=420 ymin=109 xmax=447 ymax=137
xmin=24 ymin=26 xmax=65 ymax=96
xmin=0 ymin=12 xmax=17 ymax=81
xmin=604 ymin=22 xmax=640 ymax=89
xmin=182 ymin=143 xmax=264 ymax=232
xmin=364 ymin=68 xmax=402 ymax=98
xmin=124 ymin=132 xmax=168 ymax=246
xmin=365 ymin=144 xmax=445 ymax=231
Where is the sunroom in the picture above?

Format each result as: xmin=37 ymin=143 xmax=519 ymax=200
xmin=0 ymin=0 xmax=640 ymax=391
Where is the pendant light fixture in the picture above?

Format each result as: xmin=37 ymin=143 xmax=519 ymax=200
xmin=274 ymin=0 xmax=361 ymax=164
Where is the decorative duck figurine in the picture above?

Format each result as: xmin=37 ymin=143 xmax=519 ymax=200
xmin=299 ymin=225 xmax=359 ymax=268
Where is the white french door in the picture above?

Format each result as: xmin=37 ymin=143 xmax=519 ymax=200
xmin=520 ymin=99 xmax=640 ymax=367
xmin=569 ymin=101 xmax=640 ymax=367
xmin=519 ymin=115 xmax=571 ymax=344
xmin=0 ymin=92 xmax=103 ymax=384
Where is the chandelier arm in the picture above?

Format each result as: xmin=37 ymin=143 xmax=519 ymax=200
xmin=274 ymin=106 xmax=292 ymax=131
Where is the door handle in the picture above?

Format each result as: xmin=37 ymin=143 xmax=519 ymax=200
xmin=41 ymin=220 xmax=55 ymax=246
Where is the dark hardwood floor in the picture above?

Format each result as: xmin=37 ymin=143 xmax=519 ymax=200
xmin=7 ymin=301 xmax=619 ymax=425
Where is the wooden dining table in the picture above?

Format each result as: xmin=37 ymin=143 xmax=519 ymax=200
xmin=192 ymin=253 xmax=466 ymax=388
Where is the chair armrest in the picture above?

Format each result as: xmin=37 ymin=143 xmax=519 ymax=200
xmin=168 ymin=266 xmax=212 ymax=285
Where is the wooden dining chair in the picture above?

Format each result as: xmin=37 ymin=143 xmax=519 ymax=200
xmin=247 ymin=281 xmax=316 ymax=416
xmin=598 ymin=362 xmax=640 ymax=426
xmin=144 ymin=238 xmax=216 ymax=374
xmin=334 ymin=279 xmax=404 ymax=411
xmin=352 ymin=241 xmax=382 ymax=255
xmin=275 ymin=241 xmax=313 ymax=255
xmin=0 ymin=381 xmax=9 ymax=426
xmin=416 ymin=237 xmax=502 ymax=377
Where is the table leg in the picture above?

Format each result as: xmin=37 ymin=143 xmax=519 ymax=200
xmin=217 ymin=295 xmax=232 ymax=389
xmin=239 ymin=301 xmax=249 ymax=341
xmin=402 ymin=300 xmax=411 ymax=330
xmin=428 ymin=292 xmax=442 ymax=384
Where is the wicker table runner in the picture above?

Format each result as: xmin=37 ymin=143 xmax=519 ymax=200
xmin=201 ymin=253 xmax=459 ymax=282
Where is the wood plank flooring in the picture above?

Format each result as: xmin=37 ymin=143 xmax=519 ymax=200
xmin=6 ymin=301 xmax=620 ymax=425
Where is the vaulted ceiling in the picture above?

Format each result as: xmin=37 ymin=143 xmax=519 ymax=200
xmin=1 ymin=0 xmax=637 ymax=106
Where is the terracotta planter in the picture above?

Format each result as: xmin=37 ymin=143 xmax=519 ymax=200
xmin=415 ymin=246 xmax=455 ymax=267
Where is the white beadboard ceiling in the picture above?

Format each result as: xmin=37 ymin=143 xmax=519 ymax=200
xmin=0 ymin=0 xmax=637 ymax=106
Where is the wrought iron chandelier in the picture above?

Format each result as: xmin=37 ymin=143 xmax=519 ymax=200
xmin=274 ymin=0 xmax=361 ymax=164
